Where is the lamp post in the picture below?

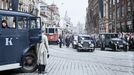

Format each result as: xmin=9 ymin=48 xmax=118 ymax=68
xmin=114 ymin=0 xmax=117 ymax=33
xmin=11 ymin=0 xmax=19 ymax=11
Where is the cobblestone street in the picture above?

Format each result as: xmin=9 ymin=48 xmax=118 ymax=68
xmin=2 ymin=45 xmax=134 ymax=75
xmin=44 ymin=45 xmax=134 ymax=75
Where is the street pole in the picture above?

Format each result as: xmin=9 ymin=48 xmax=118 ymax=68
xmin=114 ymin=0 xmax=117 ymax=33
xmin=11 ymin=0 xmax=19 ymax=11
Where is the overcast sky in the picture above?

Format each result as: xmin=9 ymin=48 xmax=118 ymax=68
xmin=46 ymin=0 xmax=88 ymax=26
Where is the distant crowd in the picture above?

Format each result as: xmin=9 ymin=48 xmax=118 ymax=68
xmin=58 ymin=34 xmax=73 ymax=48
xmin=118 ymin=32 xmax=134 ymax=50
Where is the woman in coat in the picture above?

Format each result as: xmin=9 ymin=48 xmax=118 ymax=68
xmin=36 ymin=33 xmax=49 ymax=74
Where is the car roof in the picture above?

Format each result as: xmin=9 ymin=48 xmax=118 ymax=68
xmin=0 ymin=9 xmax=34 ymax=17
xmin=111 ymin=38 xmax=121 ymax=40
xmin=78 ymin=34 xmax=90 ymax=37
xmin=99 ymin=33 xmax=118 ymax=35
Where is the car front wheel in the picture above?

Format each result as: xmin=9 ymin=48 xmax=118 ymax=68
xmin=114 ymin=45 xmax=118 ymax=51
xmin=101 ymin=43 xmax=105 ymax=51
xmin=124 ymin=46 xmax=129 ymax=52
xmin=21 ymin=53 xmax=37 ymax=73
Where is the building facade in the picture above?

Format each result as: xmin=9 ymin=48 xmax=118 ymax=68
xmin=40 ymin=3 xmax=60 ymax=27
xmin=85 ymin=0 xmax=99 ymax=34
xmin=99 ymin=0 xmax=134 ymax=33
xmin=0 ymin=0 xmax=38 ymax=15
xmin=47 ymin=4 xmax=60 ymax=27
xmin=86 ymin=0 xmax=134 ymax=34
xmin=99 ymin=0 xmax=109 ymax=33
xmin=0 ymin=0 xmax=10 ymax=10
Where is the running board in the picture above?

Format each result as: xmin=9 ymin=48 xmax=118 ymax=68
xmin=0 ymin=63 xmax=21 ymax=71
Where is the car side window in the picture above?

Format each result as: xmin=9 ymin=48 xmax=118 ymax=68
xmin=18 ymin=17 xmax=27 ymax=29
xmin=30 ymin=20 xmax=36 ymax=29
xmin=1 ymin=16 xmax=16 ymax=28
xmin=30 ymin=18 xmax=41 ymax=29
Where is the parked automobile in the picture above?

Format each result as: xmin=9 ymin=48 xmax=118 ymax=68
xmin=109 ymin=38 xmax=129 ymax=51
xmin=77 ymin=35 xmax=95 ymax=52
xmin=99 ymin=33 xmax=118 ymax=50
xmin=99 ymin=33 xmax=129 ymax=51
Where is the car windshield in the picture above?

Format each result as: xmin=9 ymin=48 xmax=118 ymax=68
xmin=81 ymin=36 xmax=93 ymax=40
xmin=111 ymin=38 xmax=121 ymax=41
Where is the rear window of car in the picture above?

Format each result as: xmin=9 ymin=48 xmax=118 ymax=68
xmin=81 ymin=36 xmax=93 ymax=40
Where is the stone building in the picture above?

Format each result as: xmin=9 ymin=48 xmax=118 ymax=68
xmin=0 ymin=0 xmax=10 ymax=10
xmin=86 ymin=0 xmax=134 ymax=34
xmin=85 ymin=0 xmax=99 ymax=34
xmin=99 ymin=0 xmax=134 ymax=33
xmin=47 ymin=4 xmax=60 ymax=27
xmin=0 ymin=0 xmax=38 ymax=15
xmin=40 ymin=1 xmax=60 ymax=28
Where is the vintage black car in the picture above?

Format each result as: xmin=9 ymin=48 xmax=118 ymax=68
xmin=99 ymin=33 xmax=118 ymax=50
xmin=109 ymin=38 xmax=129 ymax=51
xmin=77 ymin=35 xmax=95 ymax=52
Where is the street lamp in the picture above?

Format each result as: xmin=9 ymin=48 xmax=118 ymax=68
xmin=114 ymin=0 xmax=117 ymax=33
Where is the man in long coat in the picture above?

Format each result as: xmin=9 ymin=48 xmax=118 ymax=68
xmin=36 ymin=33 xmax=49 ymax=74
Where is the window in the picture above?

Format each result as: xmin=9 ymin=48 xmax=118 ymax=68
xmin=113 ymin=0 xmax=115 ymax=5
xmin=30 ymin=19 xmax=36 ymax=29
xmin=117 ymin=0 xmax=119 ymax=3
xmin=30 ymin=18 xmax=41 ymax=29
xmin=18 ymin=17 xmax=27 ymax=29
xmin=49 ymin=28 xmax=54 ymax=33
xmin=117 ymin=8 xmax=120 ymax=18
xmin=37 ymin=18 xmax=41 ymax=29
xmin=1 ymin=16 xmax=16 ymax=28
xmin=121 ymin=1 xmax=125 ymax=17
xmin=104 ymin=3 xmax=106 ymax=17
xmin=121 ymin=6 xmax=125 ymax=17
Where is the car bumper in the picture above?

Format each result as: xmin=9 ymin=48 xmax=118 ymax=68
xmin=78 ymin=47 xmax=94 ymax=50
xmin=112 ymin=45 xmax=127 ymax=49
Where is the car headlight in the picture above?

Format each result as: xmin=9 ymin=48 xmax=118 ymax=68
xmin=90 ymin=44 xmax=94 ymax=47
xmin=81 ymin=41 xmax=84 ymax=44
xmin=73 ymin=42 xmax=77 ymax=44
xmin=123 ymin=41 xmax=126 ymax=44
xmin=117 ymin=41 xmax=119 ymax=44
xmin=78 ymin=43 xmax=82 ymax=47
xmin=126 ymin=43 xmax=129 ymax=45
xmin=88 ymin=41 xmax=91 ymax=44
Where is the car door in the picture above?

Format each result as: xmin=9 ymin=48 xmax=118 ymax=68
xmin=0 ymin=25 xmax=19 ymax=65
xmin=29 ymin=17 xmax=41 ymax=44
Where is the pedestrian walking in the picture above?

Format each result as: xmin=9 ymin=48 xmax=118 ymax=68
xmin=36 ymin=32 xmax=49 ymax=74
xmin=58 ymin=35 xmax=63 ymax=48
xmin=65 ymin=35 xmax=70 ymax=48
